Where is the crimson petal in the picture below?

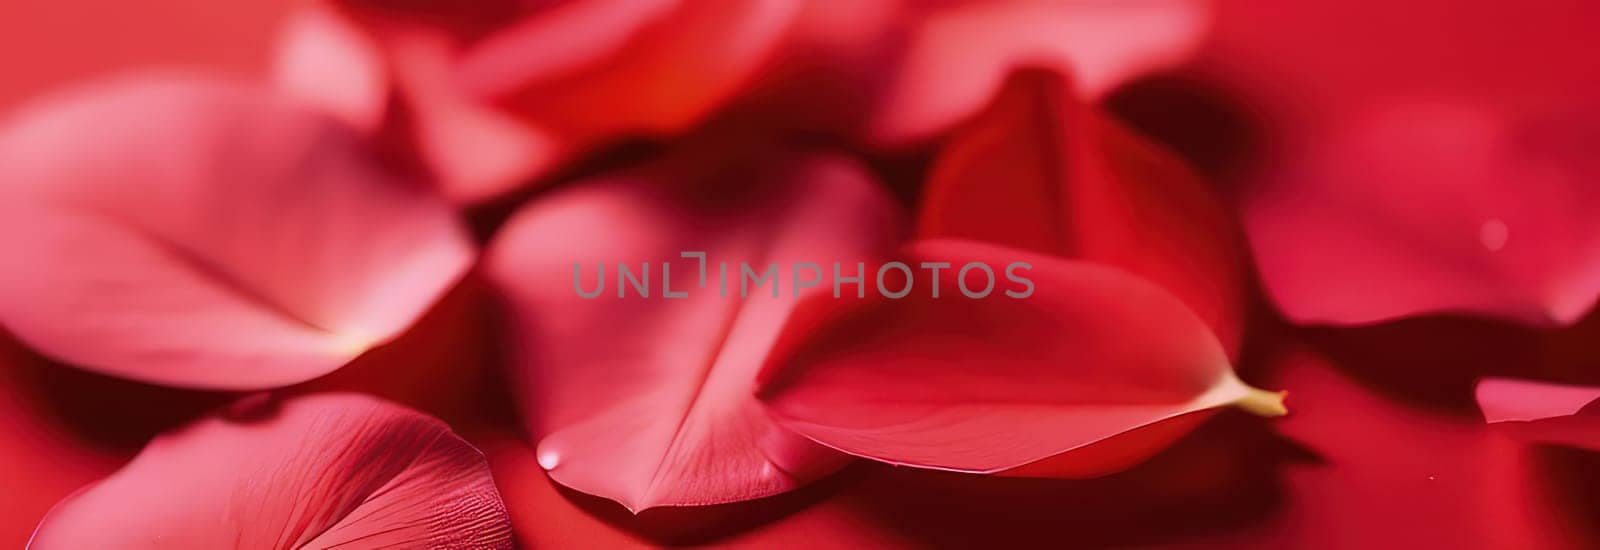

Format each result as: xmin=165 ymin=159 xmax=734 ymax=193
xmin=758 ymin=239 xmax=1282 ymax=477
xmin=921 ymin=69 xmax=1245 ymax=355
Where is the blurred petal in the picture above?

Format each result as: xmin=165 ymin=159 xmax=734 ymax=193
xmin=0 ymin=75 xmax=473 ymax=389
xmin=1203 ymin=0 xmax=1600 ymax=327
xmin=1244 ymin=100 xmax=1600 ymax=327
xmin=1478 ymin=378 xmax=1600 ymax=424
xmin=1477 ymin=378 xmax=1600 ymax=452
xmin=868 ymin=0 xmax=1210 ymax=144
xmin=485 ymin=145 xmax=902 ymax=511
xmin=459 ymin=0 xmax=799 ymax=139
xmin=29 ymin=393 xmax=513 ymax=549
xmin=310 ymin=0 xmax=799 ymax=202
xmin=758 ymin=239 xmax=1281 ymax=477
xmin=921 ymin=69 xmax=1245 ymax=355
xmin=385 ymin=29 xmax=557 ymax=202
xmin=270 ymin=4 xmax=388 ymax=131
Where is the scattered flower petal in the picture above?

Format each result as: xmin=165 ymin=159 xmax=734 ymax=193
xmin=486 ymin=144 xmax=901 ymax=511
xmin=758 ymin=239 xmax=1281 ymax=477
xmin=1477 ymin=377 xmax=1600 ymax=452
xmin=28 ymin=393 xmax=513 ymax=549
xmin=921 ymin=69 xmax=1245 ymax=355
xmin=0 ymin=75 xmax=473 ymax=389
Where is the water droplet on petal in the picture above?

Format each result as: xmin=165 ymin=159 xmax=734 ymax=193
xmin=537 ymin=447 xmax=561 ymax=470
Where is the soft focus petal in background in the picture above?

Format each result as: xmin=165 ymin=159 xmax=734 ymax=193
xmin=920 ymin=69 xmax=1245 ymax=356
xmin=740 ymin=0 xmax=1210 ymax=146
xmin=0 ymin=75 xmax=473 ymax=389
xmin=1185 ymin=0 xmax=1600 ymax=327
xmin=273 ymin=0 xmax=801 ymax=202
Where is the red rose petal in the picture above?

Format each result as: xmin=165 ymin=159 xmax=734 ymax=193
xmin=0 ymin=75 xmax=473 ymax=389
xmin=459 ymin=0 xmax=798 ymax=141
xmin=270 ymin=4 xmax=388 ymax=132
xmin=1244 ymin=100 xmax=1600 ymax=327
xmin=758 ymin=239 xmax=1282 ymax=477
xmin=28 ymin=393 xmax=513 ymax=549
xmin=867 ymin=0 xmax=1209 ymax=144
xmin=485 ymin=145 xmax=902 ymax=511
xmin=921 ymin=69 xmax=1245 ymax=355
xmin=1206 ymin=0 xmax=1600 ymax=327
xmin=1477 ymin=377 xmax=1600 ymax=452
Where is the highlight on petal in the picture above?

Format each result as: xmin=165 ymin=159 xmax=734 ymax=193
xmin=1244 ymin=99 xmax=1600 ymax=327
xmin=869 ymin=0 xmax=1210 ymax=144
xmin=0 ymin=74 xmax=474 ymax=390
xmin=485 ymin=145 xmax=903 ymax=511
xmin=757 ymin=239 xmax=1283 ymax=477
xmin=921 ymin=68 xmax=1245 ymax=355
xmin=271 ymin=4 xmax=388 ymax=132
xmin=28 ymin=393 xmax=513 ymax=549
xmin=1477 ymin=378 xmax=1600 ymax=452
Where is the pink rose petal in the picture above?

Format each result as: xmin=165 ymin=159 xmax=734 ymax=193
xmin=1206 ymin=0 xmax=1600 ymax=327
xmin=459 ymin=0 xmax=799 ymax=141
xmin=758 ymin=239 xmax=1282 ymax=477
xmin=270 ymin=4 xmax=389 ymax=132
xmin=920 ymin=69 xmax=1245 ymax=356
xmin=28 ymin=393 xmax=513 ymax=549
xmin=0 ymin=75 xmax=473 ymax=389
xmin=486 ymin=145 xmax=902 ymax=511
xmin=1477 ymin=377 xmax=1600 ymax=452
xmin=868 ymin=0 xmax=1209 ymax=144
xmin=1245 ymin=99 xmax=1600 ymax=327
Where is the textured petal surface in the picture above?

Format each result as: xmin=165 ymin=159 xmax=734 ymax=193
xmin=758 ymin=239 xmax=1280 ymax=476
xmin=0 ymin=75 xmax=473 ymax=389
xmin=29 ymin=393 xmax=513 ymax=550
xmin=486 ymin=145 xmax=902 ymax=511
xmin=921 ymin=69 xmax=1245 ymax=355
xmin=868 ymin=0 xmax=1209 ymax=144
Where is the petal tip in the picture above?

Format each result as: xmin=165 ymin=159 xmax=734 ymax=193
xmin=1234 ymin=386 xmax=1289 ymax=418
